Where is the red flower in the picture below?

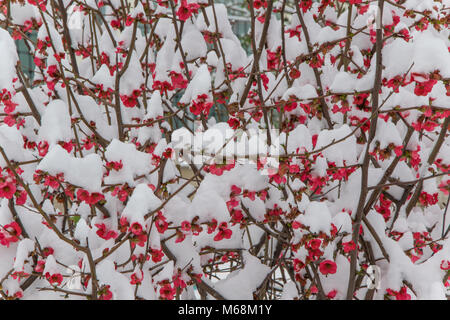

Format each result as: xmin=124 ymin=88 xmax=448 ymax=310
xmin=176 ymin=0 xmax=200 ymax=22
xmin=299 ymin=0 xmax=312 ymax=13
xmin=99 ymin=285 xmax=113 ymax=300
xmin=3 ymin=222 xmax=22 ymax=242
xmin=34 ymin=260 xmax=46 ymax=273
xmin=226 ymin=197 xmax=239 ymax=211
xmin=214 ymin=222 xmax=232 ymax=241
xmin=121 ymin=94 xmax=137 ymax=108
xmin=130 ymin=270 xmax=144 ymax=285
xmin=160 ymin=284 xmax=176 ymax=300
xmin=155 ymin=212 xmax=168 ymax=234
xmin=77 ymin=189 xmax=105 ymax=205
xmin=0 ymin=179 xmax=16 ymax=200
xmin=130 ymin=222 xmax=144 ymax=235
xmin=106 ymin=160 xmax=123 ymax=171
xmin=293 ymin=258 xmax=305 ymax=272
xmin=388 ymin=286 xmax=411 ymax=300
xmin=45 ymin=272 xmax=63 ymax=286
xmin=207 ymin=219 xmax=218 ymax=234
xmin=95 ymin=223 xmax=118 ymax=240
xmin=175 ymin=230 xmax=186 ymax=243
xmin=173 ymin=273 xmax=187 ymax=289
xmin=319 ymin=260 xmax=337 ymax=275
xmin=190 ymin=94 xmax=213 ymax=116
xmin=181 ymin=220 xmax=191 ymax=232
xmin=230 ymin=185 xmax=242 ymax=195
xmin=414 ymin=78 xmax=437 ymax=96
xmin=289 ymin=68 xmax=301 ymax=79
xmin=170 ymin=72 xmax=188 ymax=89
xmin=292 ymin=221 xmax=302 ymax=229
xmin=342 ymin=240 xmax=356 ymax=253
xmin=46 ymin=64 xmax=59 ymax=78
xmin=38 ymin=141 xmax=49 ymax=157
xmin=150 ymin=248 xmax=164 ymax=263
xmin=326 ymin=289 xmax=337 ymax=299
xmin=42 ymin=246 xmax=54 ymax=257
xmin=307 ymin=238 xmax=322 ymax=250
xmin=440 ymin=260 xmax=450 ymax=271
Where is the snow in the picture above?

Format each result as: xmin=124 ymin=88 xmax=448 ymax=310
xmin=315 ymin=125 xmax=357 ymax=166
xmin=383 ymin=30 xmax=450 ymax=79
xmin=213 ymin=252 xmax=271 ymax=299
xmin=296 ymin=201 xmax=332 ymax=236
xmin=121 ymin=183 xmax=162 ymax=225
xmin=96 ymin=260 xmax=134 ymax=299
xmin=0 ymin=125 xmax=34 ymax=166
xmin=37 ymin=144 xmax=104 ymax=192
xmin=13 ymin=239 xmax=35 ymax=271
xmin=372 ymin=119 xmax=403 ymax=150
xmin=286 ymin=124 xmax=313 ymax=154
xmin=38 ymin=99 xmax=74 ymax=145
xmin=104 ymin=139 xmax=152 ymax=186
xmin=180 ymin=64 xmax=212 ymax=104
xmin=0 ymin=29 xmax=19 ymax=92
xmin=330 ymin=72 xmax=357 ymax=93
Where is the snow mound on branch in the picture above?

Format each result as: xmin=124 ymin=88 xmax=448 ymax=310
xmin=179 ymin=64 xmax=211 ymax=104
xmin=91 ymin=64 xmax=115 ymax=91
xmin=330 ymin=72 xmax=357 ymax=93
xmin=43 ymin=255 xmax=60 ymax=275
xmin=38 ymin=99 xmax=74 ymax=145
xmin=165 ymin=235 xmax=202 ymax=273
xmin=181 ymin=22 xmax=207 ymax=61
xmin=213 ymin=252 xmax=271 ymax=299
xmin=121 ymin=183 xmax=162 ymax=225
xmin=120 ymin=53 xmax=145 ymax=96
xmin=218 ymin=38 xmax=249 ymax=70
xmin=104 ymin=139 xmax=152 ymax=186
xmin=37 ymin=145 xmax=103 ymax=192
xmin=282 ymin=84 xmax=318 ymax=101
xmin=73 ymin=94 xmax=117 ymax=141
xmin=286 ymin=124 xmax=313 ymax=153
xmin=372 ymin=119 xmax=402 ymax=150
xmin=295 ymin=201 xmax=332 ymax=236
xmin=383 ymin=31 xmax=450 ymax=79
xmin=0 ymin=28 xmax=19 ymax=91
xmin=13 ymin=239 xmax=35 ymax=272
xmin=196 ymin=4 xmax=240 ymax=44
xmin=96 ymin=260 xmax=134 ymax=300
xmin=10 ymin=2 xmax=40 ymax=25
xmin=191 ymin=191 xmax=229 ymax=223
xmin=319 ymin=254 xmax=350 ymax=299
xmin=0 ymin=125 xmax=34 ymax=166
xmin=137 ymin=91 xmax=164 ymax=145
xmin=314 ymin=124 xmax=357 ymax=166
xmin=332 ymin=211 xmax=353 ymax=234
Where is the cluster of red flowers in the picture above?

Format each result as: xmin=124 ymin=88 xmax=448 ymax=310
xmin=45 ymin=272 xmax=63 ymax=286
xmin=203 ymin=161 xmax=235 ymax=176
xmin=418 ymin=191 xmax=439 ymax=207
xmin=121 ymin=89 xmax=142 ymax=108
xmin=76 ymin=189 xmax=105 ymax=205
xmin=0 ymin=222 xmax=22 ymax=247
xmin=95 ymin=223 xmax=118 ymax=240
xmin=176 ymin=0 xmax=200 ymax=22
xmin=0 ymin=174 xmax=17 ymax=200
xmin=189 ymin=94 xmax=213 ymax=116
xmin=386 ymin=286 xmax=411 ymax=300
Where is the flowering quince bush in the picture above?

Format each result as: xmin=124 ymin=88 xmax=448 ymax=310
xmin=0 ymin=0 xmax=449 ymax=301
